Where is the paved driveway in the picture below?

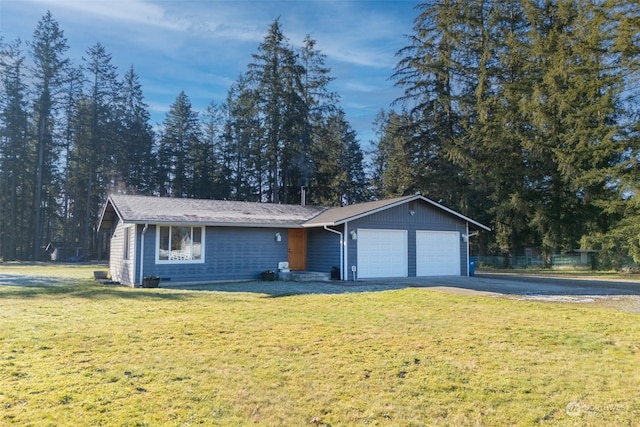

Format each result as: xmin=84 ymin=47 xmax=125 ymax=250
xmin=411 ymin=272 xmax=640 ymax=296
xmin=170 ymin=272 xmax=640 ymax=299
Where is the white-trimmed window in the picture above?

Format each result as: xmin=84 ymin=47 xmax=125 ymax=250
xmin=156 ymin=225 xmax=204 ymax=263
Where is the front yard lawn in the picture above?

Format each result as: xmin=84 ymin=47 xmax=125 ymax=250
xmin=0 ymin=264 xmax=639 ymax=425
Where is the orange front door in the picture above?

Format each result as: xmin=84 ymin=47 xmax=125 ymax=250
xmin=288 ymin=229 xmax=307 ymax=271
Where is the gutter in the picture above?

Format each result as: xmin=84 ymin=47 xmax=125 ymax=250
xmin=139 ymin=223 xmax=149 ymax=286
xmin=323 ymin=225 xmax=344 ymax=281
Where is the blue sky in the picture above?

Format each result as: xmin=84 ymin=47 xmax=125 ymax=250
xmin=1 ymin=0 xmax=419 ymax=146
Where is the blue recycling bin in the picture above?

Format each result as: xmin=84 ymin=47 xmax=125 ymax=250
xmin=469 ymin=257 xmax=476 ymax=277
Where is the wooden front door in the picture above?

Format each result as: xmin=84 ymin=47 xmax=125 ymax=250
xmin=288 ymin=229 xmax=307 ymax=271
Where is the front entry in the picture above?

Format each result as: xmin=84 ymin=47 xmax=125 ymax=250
xmin=288 ymin=229 xmax=307 ymax=271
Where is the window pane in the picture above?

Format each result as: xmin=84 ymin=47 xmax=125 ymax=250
xmin=171 ymin=226 xmax=191 ymax=260
xmin=192 ymin=227 xmax=202 ymax=260
xmin=159 ymin=226 xmax=169 ymax=260
xmin=158 ymin=226 xmax=203 ymax=262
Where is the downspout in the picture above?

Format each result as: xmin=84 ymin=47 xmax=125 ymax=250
xmin=323 ymin=225 xmax=344 ymax=281
xmin=466 ymin=223 xmax=470 ymax=277
xmin=139 ymin=223 xmax=149 ymax=286
xmin=344 ymin=222 xmax=349 ymax=280
xmin=464 ymin=223 xmax=479 ymax=277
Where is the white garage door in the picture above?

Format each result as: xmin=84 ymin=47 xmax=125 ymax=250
xmin=357 ymin=229 xmax=408 ymax=278
xmin=416 ymin=231 xmax=461 ymax=276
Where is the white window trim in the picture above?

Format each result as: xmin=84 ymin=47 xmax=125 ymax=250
xmin=155 ymin=225 xmax=206 ymax=264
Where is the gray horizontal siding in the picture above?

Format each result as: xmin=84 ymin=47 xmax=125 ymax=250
xmin=139 ymin=225 xmax=289 ymax=284
xmin=306 ymin=227 xmax=341 ymax=276
xmin=109 ymin=219 xmax=126 ymax=284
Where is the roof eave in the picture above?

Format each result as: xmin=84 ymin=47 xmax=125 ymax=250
xmin=97 ymin=194 xmax=123 ymax=231
xmin=117 ymin=220 xmax=307 ymax=229
xmin=302 ymin=221 xmax=338 ymax=228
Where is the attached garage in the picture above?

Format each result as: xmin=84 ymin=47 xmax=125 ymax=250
xmin=416 ymin=230 xmax=461 ymax=276
xmin=303 ymin=194 xmax=491 ymax=281
xmin=357 ymin=229 xmax=408 ymax=278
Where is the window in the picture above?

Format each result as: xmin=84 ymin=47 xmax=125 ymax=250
xmin=123 ymin=227 xmax=130 ymax=261
xmin=156 ymin=225 xmax=204 ymax=263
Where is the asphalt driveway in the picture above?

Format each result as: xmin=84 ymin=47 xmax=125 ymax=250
xmin=170 ymin=272 xmax=640 ymax=299
xmin=414 ymin=272 xmax=640 ymax=297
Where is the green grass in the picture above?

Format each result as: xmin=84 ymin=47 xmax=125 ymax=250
xmin=1 ymin=264 xmax=639 ymax=425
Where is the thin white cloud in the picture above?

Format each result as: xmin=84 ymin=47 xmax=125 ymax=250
xmin=25 ymin=0 xmax=185 ymax=30
xmin=343 ymin=80 xmax=385 ymax=93
xmin=280 ymin=0 xmax=412 ymax=68
xmin=3 ymin=0 xmax=419 ymax=141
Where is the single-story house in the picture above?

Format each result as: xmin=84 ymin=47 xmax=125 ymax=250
xmin=97 ymin=194 xmax=490 ymax=286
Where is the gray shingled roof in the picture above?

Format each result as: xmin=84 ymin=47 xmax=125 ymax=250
xmin=98 ymin=194 xmax=327 ymax=230
xmin=303 ymin=194 xmax=491 ymax=231
xmin=98 ymin=193 xmax=490 ymax=232
xmin=303 ymin=195 xmax=416 ymax=226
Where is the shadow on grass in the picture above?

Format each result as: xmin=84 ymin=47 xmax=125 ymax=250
xmin=173 ymin=280 xmax=410 ymax=297
xmin=0 ymin=280 xmax=195 ymax=301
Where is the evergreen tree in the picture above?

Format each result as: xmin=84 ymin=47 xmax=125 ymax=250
xmin=0 ymin=39 xmax=31 ymax=259
xmin=201 ymin=100 xmax=228 ymax=199
xmin=119 ymin=66 xmax=155 ymax=194
xmin=392 ymin=0 xmax=469 ymax=209
xmin=59 ymin=66 xmax=83 ymax=255
xmin=576 ymin=0 xmax=640 ymax=266
xmin=522 ymin=0 xmax=623 ymax=255
xmin=298 ymin=35 xmax=338 ymax=196
xmin=369 ymin=109 xmax=417 ymax=198
xmin=71 ymin=42 xmax=121 ymax=257
xmin=391 ymin=0 xmax=631 ymax=260
xmin=247 ymin=19 xmax=305 ymax=203
xmin=312 ymin=109 xmax=367 ymax=205
xmin=29 ymin=11 xmax=69 ymax=259
xmin=157 ymin=91 xmax=202 ymax=197
xmin=224 ymin=75 xmax=263 ymax=201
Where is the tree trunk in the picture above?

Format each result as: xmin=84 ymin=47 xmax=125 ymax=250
xmin=32 ymin=113 xmax=47 ymax=260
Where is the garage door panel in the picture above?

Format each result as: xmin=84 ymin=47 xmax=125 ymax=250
xmin=416 ymin=231 xmax=460 ymax=276
xmin=357 ymin=229 xmax=407 ymax=278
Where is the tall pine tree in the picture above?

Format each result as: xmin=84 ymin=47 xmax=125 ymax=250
xmin=29 ymin=11 xmax=69 ymax=259
xmin=0 ymin=39 xmax=31 ymax=259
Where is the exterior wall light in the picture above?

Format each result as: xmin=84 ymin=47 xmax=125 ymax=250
xmin=350 ymin=230 xmax=357 ymax=240
xmin=275 ymin=232 xmax=282 ymax=242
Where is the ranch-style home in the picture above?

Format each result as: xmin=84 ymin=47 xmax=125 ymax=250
xmin=97 ymin=194 xmax=490 ymax=287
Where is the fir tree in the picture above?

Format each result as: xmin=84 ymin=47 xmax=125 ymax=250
xmin=0 ymin=39 xmax=31 ymax=259
xmin=29 ymin=11 xmax=69 ymax=259
xmin=157 ymin=91 xmax=202 ymax=198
